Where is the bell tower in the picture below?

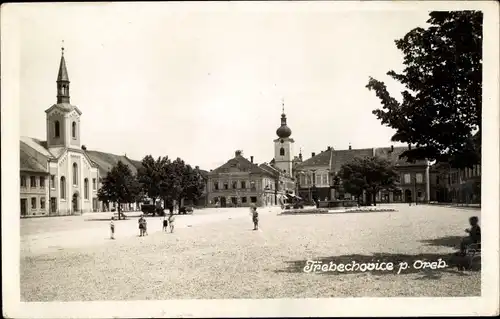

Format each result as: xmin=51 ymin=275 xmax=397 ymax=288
xmin=273 ymin=99 xmax=294 ymax=176
xmin=46 ymin=43 xmax=82 ymax=150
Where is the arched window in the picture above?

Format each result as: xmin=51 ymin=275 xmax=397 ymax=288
xmin=280 ymin=147 xmax=285 ymax=156
xmin=72 ymin=122 xmax=76 ymax=139
xmin=60 ymin=176 xmax=66 ymax=199
xmin=55 ymin=121 xmax=60 ymax=138
xmin=84 ymin=178 xmax=89 ymax=199
xmin=73 ymin=163 xmax=78 ymax=185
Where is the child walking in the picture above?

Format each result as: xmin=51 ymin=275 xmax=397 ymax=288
xmin=110 ymin=216 xmax=115 ymax=239
xmin=251 ymin=205 xmax=259 ymax=230
xmin=162 ymin=216 xmax=169 ymax=232
xmin=168 ymin=212 xmax=175 ymax=233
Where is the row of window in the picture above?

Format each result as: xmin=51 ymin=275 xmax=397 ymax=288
xmin=59 ymin=177 xmax=93 ymax=200
xmin=212 ymin=196 xmax=258 ymax=204
xmin=447 ymin=165 xmax=481 ymax=185
xmin=29 ymin=197 xmax=46 ymax=210
xmin=20 ymin=176 xmax=46 ymax=188
xmin=299 ymin=173 xmax=329 ymax=187
xmin=213 ymin=180 xmax=256 ymax=191
xmin=53 ymin=121 xmax=78 ymax=139
xmin=403 ymin=173 xmax=424 ymax=184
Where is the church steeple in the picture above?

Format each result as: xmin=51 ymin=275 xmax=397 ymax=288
xmin=276 ymin=98 xmax=292 ymax=138
xmin=57 ymin=42 xmax=70 ymax=104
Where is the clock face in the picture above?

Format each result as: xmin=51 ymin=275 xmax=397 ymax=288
xmin=280 ymin=139 xmax=284 ymax=144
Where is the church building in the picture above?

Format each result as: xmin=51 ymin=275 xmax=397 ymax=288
xmin=20 ymin=47 xmax=141 ymax=217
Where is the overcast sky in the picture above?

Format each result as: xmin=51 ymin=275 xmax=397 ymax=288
xmin=18 ymin=2 xmax=432 ymax=170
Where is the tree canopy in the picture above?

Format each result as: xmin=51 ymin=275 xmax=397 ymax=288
xmin=337 ymin=156 xmax=399 ymax=205
xmin=97 ymin=161 xmax=142 ymax=220
xmin=366 ymin=11 xmax=482 ymax=168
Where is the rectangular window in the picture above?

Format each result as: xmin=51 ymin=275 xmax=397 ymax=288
xmin=40 ymin=176 xmax=46 ymax=188
xmin=250 ymin=196 xmax=257 ymax=203
xmin=40 ymin=197 xmax=46 ymax=209
xmin=241 ymin=181 xmax=246 ymax=189
xmin=315 ymin=175 xmax=321 ymax=185
xmin=31 ymin=197 xmax=37 ymax=209
xmin=322 ymin=174 xmax=328 ymax=186
xmin=51 ymin=175 xmax=55 ymax=189
xmin=300 ymin=175 xmax=305 ymax=186
xmin=404 ymin=174 xmax=411 ymax=184
xmin=241 ymin=197 xmax=247 ymax=203
xmin=21 ymin=176 xmax=27 ymax=187
xmin=223 ymin=182 xmax=229 ymax=190
xmin=92 ymin=178 xmax=97 ymax=190
xmin=30 ymin=176 xmax=36 ymax=188
xmin=250 ymin=181 xmax=256 ymax=190
xmin=232 ymin=181 xmax=237 ymax=189
xmin=416 ymin=173 xmax=423 ymax=183
xmin=213 ymin=182 xmax=219 ymax=190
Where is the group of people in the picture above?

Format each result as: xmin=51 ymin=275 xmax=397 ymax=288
xmin=108 ymin=210 xmax=176 ymax=239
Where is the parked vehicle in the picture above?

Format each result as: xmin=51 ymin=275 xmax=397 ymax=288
xmin=141 ymin=204 xmax=165 ymax=216
xmin=178 ymin=206 xmax=194 ymax=215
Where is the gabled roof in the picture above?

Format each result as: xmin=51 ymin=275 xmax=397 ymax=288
xmin=20 ymin=136 xmax=54 ymax=158
xmin=45 ymin=103 xmax=82 ymax=115
xmin=209 ymin=154 xmax=272 ymax=176
xmin=295 ymin=149 xmax=332 ymax=169
xmin=259 ymin=163 xmax=280 ymax=176
xmin=374 ymin=147 xmax=428 ymax=166
xmin=85 ymin=150 xmax=140 ymax=177
xmin=20 ymin=141 xmax=49 ymax=173
xmin=330 ymin=148 xmax=374 ymax=173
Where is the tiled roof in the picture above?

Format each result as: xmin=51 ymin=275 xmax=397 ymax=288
xmin=296 ymin=149 xmax=332 ymax=169
xmin=86 ymin=150 xmax=140 ymax=177
xmin=209 ymin=154 xmax=272 ymax=176
xmin=20 ymin=141 xmax=49 ymax=173
xmin=259 ymin=163 xmax=280 ymax=176
xmin=20 ymin=136 xmax=54 ymax=158
xmin=330 ymin=148 xmax=374 ymax=173
xmin=374 ymin=147 xmax=428 ymax=166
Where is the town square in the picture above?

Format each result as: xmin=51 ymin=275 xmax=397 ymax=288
xmin=3 ymin=2 xmax=498 ymax=318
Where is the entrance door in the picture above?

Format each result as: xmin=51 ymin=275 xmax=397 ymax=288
xmin=20 ymin=199 xmax=27 ymax=216
xmin=405 ymin=190 xmax=412 ymax=203
xmin=72 ymin=193 xmax=79 ymax=212
xmin=220 ymin=197 xmax=227 ymax=208
xmin=50 ymin=197 xmax=57 ymax=214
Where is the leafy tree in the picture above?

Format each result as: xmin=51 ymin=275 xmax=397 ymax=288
xmin=97 ymin=161 xmax=141 ymax=220
xmin=137 ymin=155 xmax=171 ymax=208
xmin=169 ymin=158 xmax=205 ymax=208
xmin=366 ymin=11 xmax=482 ymax=168
xmin=337 ymin=157 xmax=399 ymax=206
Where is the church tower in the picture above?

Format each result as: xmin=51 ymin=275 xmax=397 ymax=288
xmin=46 ymin=44 xmax=82 ymax=150
xmin=273 ymin=100 xmax=294 ymax=175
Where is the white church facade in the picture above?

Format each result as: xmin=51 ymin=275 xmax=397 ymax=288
xmin=20 ymin=48 xmax=141 ymax=217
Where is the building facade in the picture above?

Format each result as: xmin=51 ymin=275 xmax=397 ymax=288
xmin=295 ymin=145 xmax=431 ymax=204
xmin=19 ymin=47 xmax=142 ymax=217
xmin=429 ymin=162 xmax=481 ymax=204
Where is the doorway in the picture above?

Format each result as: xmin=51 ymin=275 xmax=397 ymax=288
xmin=220 ymin=197 xmax=227 ymax=208
xmin=50 ymin=197 xmax=57 ymax=214
xmin=21 ymin=198 xmax=27 ymax=216
xmin=404 ymin=189 xmax=412 ymax=203
xmin=72 ymin=193 xmax=79 ymax=212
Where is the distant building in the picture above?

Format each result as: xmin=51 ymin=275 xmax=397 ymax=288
xmin=429 ymin=162 xmax=481 ymax=204
xmin=295 ymin=145 xmax=431 ymax=204
xmin=206 ymin=105 xmax=297 ymax=207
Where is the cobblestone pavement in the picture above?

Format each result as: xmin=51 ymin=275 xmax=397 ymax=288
xmin=21 ymin=204 xmax=481 ymax=300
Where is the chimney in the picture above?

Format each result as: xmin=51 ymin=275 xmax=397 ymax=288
xmin=391 ymin=145 xmax=394 ymax=152
xmin=235 ymin=150 xmax=242 ymax=157
xmin=81 ymin=145 xmax=87 ymax=151
xmin=195 ymin=166 xmax=199 ymax=170
xmin=311 ymin=152 xmax=315 ymax=157
xmin=250 ymin=156 xmax=254 ymax=163
xmin=348 ymin=145 xmax=352 ymax=150
xmin=327 ymin=146 xmax=331 ymax=151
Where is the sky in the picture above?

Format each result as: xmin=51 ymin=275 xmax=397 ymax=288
xmin=17 ymin=2 xmax=432 ymax=170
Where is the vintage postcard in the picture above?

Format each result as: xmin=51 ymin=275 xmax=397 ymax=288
xmin=2 ymin=1 xmax=499 ymax=318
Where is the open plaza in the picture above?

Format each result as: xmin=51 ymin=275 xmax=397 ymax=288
xmin=21 ymin=204 xmax=481 ymax=301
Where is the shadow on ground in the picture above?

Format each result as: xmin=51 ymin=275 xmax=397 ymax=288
xmin=419 ymin=235 xmax=463 ymax=249
xmin=276 ymin=252 xmax=480 ymax=279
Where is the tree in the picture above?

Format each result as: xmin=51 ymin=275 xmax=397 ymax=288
xmin=366 ymin=11 xmax=482 ymax=169
xmin=137 ymin=155 xmax=171 ymax=208
xmin=337 ymin=157 xmax=399 ymax=206
xmin=169 ymin=158 xmax=205 ymax=208
xmin=97 ymin=161 xmax=141 ymax=220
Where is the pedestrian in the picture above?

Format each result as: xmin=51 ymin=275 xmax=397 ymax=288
xmin=162 ymin=215 xmax=169 ymax=232
xmin=168 ymin=211 xmax=175 ymax=233
xmin=251 ymin=204 xmax=259 ymax=230
xmin=110 ymin=216 xmax=115 ymax=240
xmin=143 ymin=217 xmax=148 ymax=236
xmin=138 ymin=215 xmax=145 ymax=237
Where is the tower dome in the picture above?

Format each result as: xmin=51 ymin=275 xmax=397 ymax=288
xmin=276 ymin=100 xmax=292 ymax=138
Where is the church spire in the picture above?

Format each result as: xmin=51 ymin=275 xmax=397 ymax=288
xmin=57 ymin=42 xmax=70 ymax=103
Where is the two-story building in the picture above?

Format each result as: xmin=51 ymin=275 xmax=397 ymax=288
xmin=430 ymin=161 xmax=481 ymax=204
xmin=295 ymin=145 xmax=430 ymax=204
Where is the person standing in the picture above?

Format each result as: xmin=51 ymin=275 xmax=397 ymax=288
xmin=138 ymin=215 xmax=145 ymax=237
xmin=110 ymin=216 xmax=115 ymax=240
xmin=168 ymin=211 xmax=175 ymax=233
xmin=251 ymin=205 xmax=259 ymax=230
xmin=162 ymin=215 xmax=169 ymax=232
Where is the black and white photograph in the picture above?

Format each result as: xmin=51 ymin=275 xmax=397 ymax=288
xmin=2 ymin=1 xmax=499 ymax=318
